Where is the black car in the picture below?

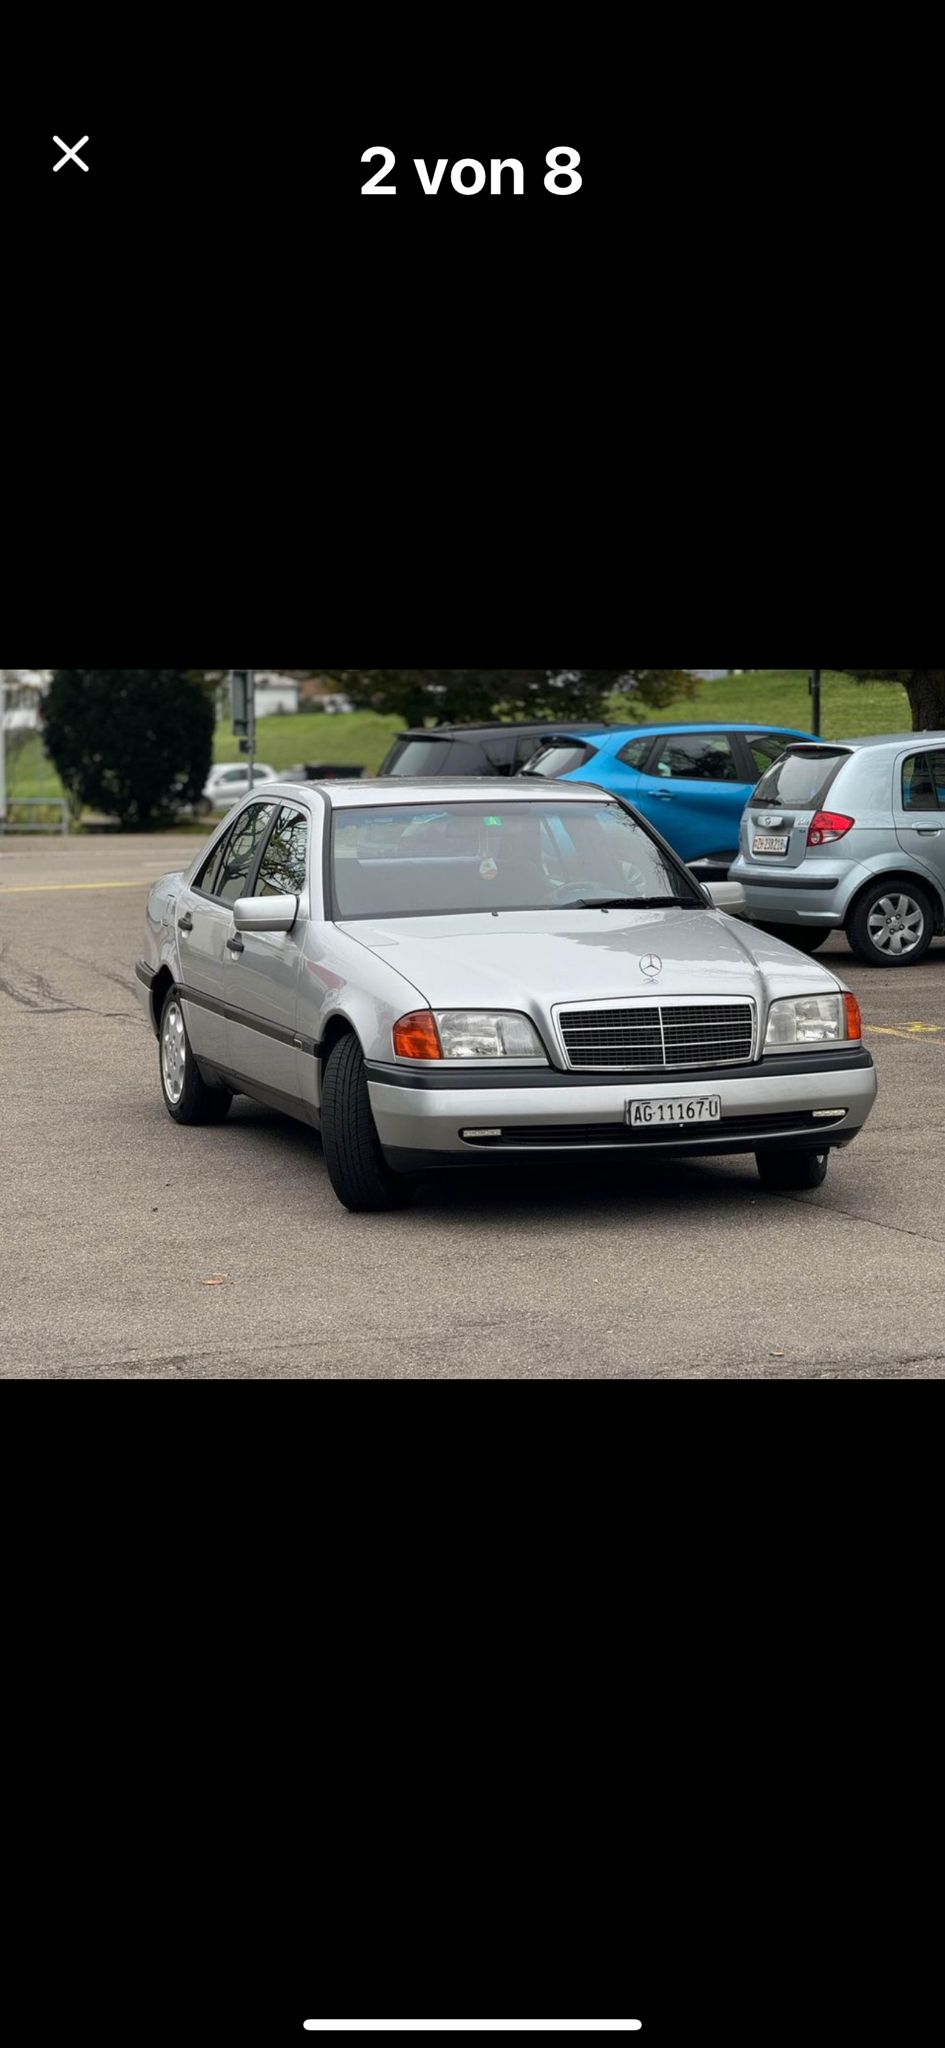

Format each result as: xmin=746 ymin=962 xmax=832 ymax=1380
xmin=377 ymin=721 xmax=608 ymax=779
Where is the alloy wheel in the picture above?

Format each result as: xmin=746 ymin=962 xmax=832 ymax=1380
xmin=866 ymin=892 xmax=926 ymax=957
xmin=161 ymin=1000 xmax=186 ymax=1103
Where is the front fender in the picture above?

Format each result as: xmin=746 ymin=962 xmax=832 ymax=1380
xmin=297 ymin=925 xmax=429 ymax=1111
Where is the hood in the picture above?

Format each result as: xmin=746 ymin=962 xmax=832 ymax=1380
xmin=337 ymin=907 xmax=844 ymax=1011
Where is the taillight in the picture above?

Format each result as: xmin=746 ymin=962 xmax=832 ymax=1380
xmin=843 ymin=992 xmax=862 ymax=1040
xmin=807 ymin=810 xmax=854 ymax=847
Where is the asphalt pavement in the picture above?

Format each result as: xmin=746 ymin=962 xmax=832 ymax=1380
xmin=2 ymin=831 xmax=945 ymax=1378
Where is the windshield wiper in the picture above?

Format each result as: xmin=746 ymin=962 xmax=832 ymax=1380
xmin=557 ymin=894 xmax=699 ymax=910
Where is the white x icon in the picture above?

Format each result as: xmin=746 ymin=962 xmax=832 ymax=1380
xmin=53 ymin=135 xmax=89 ymax=172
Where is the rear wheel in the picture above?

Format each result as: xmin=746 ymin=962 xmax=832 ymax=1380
xmin=158 ymin=991 xmax=232 ymax=1125
xmin=756 ymin=1148 xmax=828 ymax=1191
xmin=845 ymin=880 xmax=934 ymax=966
xmin=754 ymin=921 xmax=830 ymax=954
xmin=321 ymin=1033 xmax=415 ymax=1212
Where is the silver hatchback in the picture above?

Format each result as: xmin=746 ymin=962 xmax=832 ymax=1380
xmin=730 ymin=735 xmax=945 ymax=966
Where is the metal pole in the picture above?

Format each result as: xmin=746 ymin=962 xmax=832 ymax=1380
xmin=809 ymin=667 xmax=821 ymax=737
xmin=0 ymin=670 xmax=7 ymax=828
xmin=246 ymin=669 xmax=255 ymax=790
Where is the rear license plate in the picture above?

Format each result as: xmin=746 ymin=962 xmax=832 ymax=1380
xmin=752 ymin=833 xmax=789 ymax=854
xmin=626 ymin=1094 xmax=722 ymax=1127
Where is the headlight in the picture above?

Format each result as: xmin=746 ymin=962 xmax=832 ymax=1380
xmin=764 ymin=993 xmax=853 ymax=1049
xmin=392 ymin=1009 xmax=548 ymax=1062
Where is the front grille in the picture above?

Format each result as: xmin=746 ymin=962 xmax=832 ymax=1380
xmin=557 ymin=1000 xmax=755 ymax=1070
xmin=461 ymin=1110 xmax=845 ymax=1148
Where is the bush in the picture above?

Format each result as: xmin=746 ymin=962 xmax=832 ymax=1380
xmin=42 ymin=670 xmax=215 ymax=829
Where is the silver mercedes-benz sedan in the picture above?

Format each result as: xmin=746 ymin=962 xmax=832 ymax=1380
xmin=135 ymin=777 xmax=877 ymax=1210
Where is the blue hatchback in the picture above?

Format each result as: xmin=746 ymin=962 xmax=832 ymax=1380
xmin=521 ymin=721 xmax=816 ymax=870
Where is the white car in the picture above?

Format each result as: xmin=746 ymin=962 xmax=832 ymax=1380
xmin=200 ymin=763 xmax=278 ymax=814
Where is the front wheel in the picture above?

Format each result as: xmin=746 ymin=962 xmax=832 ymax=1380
xmin=756 ymin=1148 xmax=828 ymax=1191
xmin=321 ymin=1034 xmax=415 ymax=1212
xmin=158 ymin=991 xmax=232 ymax=1125
xmin=845 ymin=880 xmax=934 ymax=966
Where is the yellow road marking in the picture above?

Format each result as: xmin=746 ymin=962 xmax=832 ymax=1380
xmin=865 ymin=1022 xmax=944 ymax=1039
xmin=0 ymin=879 xmax=150 ymax=895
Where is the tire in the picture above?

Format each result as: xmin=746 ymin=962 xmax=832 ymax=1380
xmin=845 ymin=879 xmax=934 ymax=966
xmin=321 ymin=1033 xmax=415 ymax=1212
xmin=158 ymin=989 xmax=232 ymax=1125
xmin=756 ymin=1148 xmax=828 ymax=1191
xmin=754 ymin=921 xmax=830 ymax=955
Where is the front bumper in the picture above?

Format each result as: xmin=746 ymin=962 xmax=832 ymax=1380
xmin=366 ymin=1049 xmax=877 ymax=1169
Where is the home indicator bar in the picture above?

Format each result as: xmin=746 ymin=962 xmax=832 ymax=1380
xmin=302 ymin=2027 xmax=643 ymax=2035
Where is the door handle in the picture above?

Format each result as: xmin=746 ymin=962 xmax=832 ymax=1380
xmin=914 ymin=827 xmax=942 ymax=836
xmin=655 ymin=792 xmax=675 ymax=800
xmin=226 ymin=933 xmax=244 ymax=955
xmin=178 ymin=912 xmax=193 ymax=934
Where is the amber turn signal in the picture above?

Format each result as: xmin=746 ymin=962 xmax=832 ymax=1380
xmin=392 ymin=1010 xmax=443 ymax=1059
xmin=843 ymin=991 xmax=862 ymax=1039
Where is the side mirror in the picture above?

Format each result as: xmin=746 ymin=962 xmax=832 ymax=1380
xmin=703 ymin=879 xmax=748 ymax=918
xmin=232 ymin=894 xmax=299 ymax=934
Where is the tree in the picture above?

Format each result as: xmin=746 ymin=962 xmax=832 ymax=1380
xmin=325 ymin=668 xmax=699 ymax=726
xmin=838 ymin=669 xmax=945 ymax=731
xmin=42 ymin=670 xmax=215 ymax=829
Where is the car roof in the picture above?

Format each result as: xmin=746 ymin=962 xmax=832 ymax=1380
xmin=389 ymin=719 xmax=817 ymax=746
xmin=390 ymin=721 xmax=611 ymax=738
xmin=768 ymin=733 xmax=945 ymax=753
xmin=592 ymin=721 xmax=814 ymax=739
xmin=265 ymin=776 xmax=626 ymax=808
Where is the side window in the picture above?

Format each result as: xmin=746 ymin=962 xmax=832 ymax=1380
xmin=747 ymin=733 xmax=791 ymax=779
xmin=253 ymin=806 xmax=309 ymax=897
xmin=616 ymin=737 xmax=653 ymax=770
xmin=901 ymin=751 xmax=945 ymax=810
xmin=215 ymin=803 xmax=277 ymax=904
xmin=650 ymin=734 xmax=739 ymax=783
xmin=195 ymin=825 xmax=235 ymax=898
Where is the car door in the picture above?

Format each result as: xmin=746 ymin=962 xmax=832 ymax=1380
xmin=175 ymin=819 xmax=246 ymax=1063
xmin=223 ymin=802 xmax=309 ymax=1109
xmin=894 ymin=745 xmax=945 ymax=893
xmin=629 ymin=731 xmax=745 ymax=862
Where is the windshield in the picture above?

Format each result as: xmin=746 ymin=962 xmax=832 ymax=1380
xmin=330 ymin=800 xmax=702 ymax=918
xmin=379 ymin=736 xmax=462 ymax=775
xmin=752 ymin=747 xmax=850 ymax=809
xmin=522 ymin=742 xmax=598 ymax=777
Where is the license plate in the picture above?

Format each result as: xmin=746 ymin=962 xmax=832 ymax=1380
xmin=752 ymin=833 xmax=789 ymax=854
xmin=626 ymin=1094 xmax=722 ymax=1127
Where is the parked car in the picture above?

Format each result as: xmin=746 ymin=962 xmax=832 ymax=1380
xmin=730 ymin=733 xmax=945 ymax=964
xmin=281 ymin=763 xmax=364 ymax=782
xmin=136 ymin=776 xmax=876 ymax=1211
xmin=199 ymin=762 xmax=278 ymax=814
xmin=522 ymin=722 xmax=816 ymax=875
xmin=378 ymin=722 xmax=610 ymax=779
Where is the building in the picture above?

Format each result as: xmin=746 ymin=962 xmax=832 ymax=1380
xmin=1 ymin=670 xmax=50 ymax=731
xmin=253 ymin=672 xmax=300 ymax=717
